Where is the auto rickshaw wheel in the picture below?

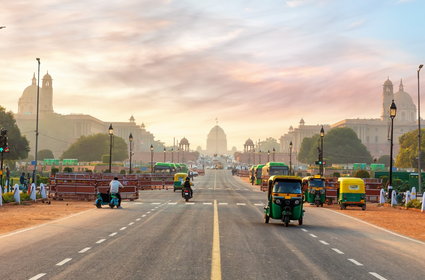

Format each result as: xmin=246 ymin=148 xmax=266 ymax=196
xmin=362 ymin=205 xmax=366 ymax=211
xmin=109 ymin=204 xmax=114 ymax=209
xmin=96 ymin=201 xmax=102 ymax=208
xmin=173 ymin=189 xmax=176 ymax=192
xmin=298 ymin=217 xmax=303 ymax=225
xmin=264 ymin=214 xmax=269 ymax=224
xmin=284 ymin=216 xmax=290 ymax=227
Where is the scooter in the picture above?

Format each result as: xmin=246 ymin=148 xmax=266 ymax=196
xmin=109 ymin=193 xmax=120 ymax=208
xmin=95 ymin=192 xmax=119 ymax=208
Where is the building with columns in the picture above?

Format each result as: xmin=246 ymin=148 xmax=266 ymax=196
xmin=279 ymin=78 xmax=417 ymax=160
xmin=14 ymin=73 xmax=159 ymax=158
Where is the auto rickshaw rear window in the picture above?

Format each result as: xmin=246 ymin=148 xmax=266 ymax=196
xmin=309 ymin=179 xmax=325 ymax=187
xmin=273 ymin=181 xmax=302 ymax=194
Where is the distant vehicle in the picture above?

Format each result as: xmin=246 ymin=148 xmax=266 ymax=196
xmin=337 ymin=177 xmax=366 ymax=210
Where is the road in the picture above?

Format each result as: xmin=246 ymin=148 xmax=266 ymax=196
xmin=0 ymin=170 xmax=424 ymax=280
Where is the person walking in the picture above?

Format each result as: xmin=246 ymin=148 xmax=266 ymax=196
xmin=109 ymin=177 xmax=124 ymax=208
xmin=19 ymin=172 xmax=26 ymax=190
xmin=5 ymin=167 xmax=10 ymax=192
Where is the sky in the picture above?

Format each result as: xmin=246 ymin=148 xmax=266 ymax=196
xmin=1 ymin=0 xmax=425 ymax=150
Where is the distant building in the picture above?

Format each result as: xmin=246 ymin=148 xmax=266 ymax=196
xmin=206 ymin=125 xmax=227 ymax=155
xmin=279 ymin=78 xmax=417 ymax=160
xmin=14 ymin=73 xmax=159 ymax=158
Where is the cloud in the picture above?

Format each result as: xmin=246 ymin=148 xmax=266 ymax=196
xmin=0 ymin=0 xmax=423 ymax=149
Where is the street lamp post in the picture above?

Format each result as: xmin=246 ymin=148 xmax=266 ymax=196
xmin=267 ymin=150 xmax=270 ymax=162
xmin=163 ymin=147 xmax=166 ymax=162
xmin=272 ymin=147 xmax=275 ymax=161
xmin=320 ymin=126 xmax=324 ymax=176
xmin=171 ymin=148 xmax=174 ymax=163
xmin=177 ymin=148 xmax=180 ymax=163
xmin=32 ymin=58 xmax=40 ymax=184
xmin=150 ymin=144 xmax=154 ymax=173
xmin=129 ymin=133 xmax=133 ymax=174
xmin=389 ymin=100 xmax=397 ymax=198
xmin=289 ymin=141 xmax=293 ymax=175
xmin=259 ymin=150 xmax=262 ymax=164
xmin=108 ymin=124 xmax=113 ymax=173
xmin=418 ymin=64 xmax=423 ymax=194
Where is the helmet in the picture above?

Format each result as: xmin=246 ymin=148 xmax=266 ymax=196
xmin=185 ymin=177 xmax=190 ymax=181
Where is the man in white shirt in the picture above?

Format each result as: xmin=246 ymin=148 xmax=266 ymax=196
xmin=109 ymin=177 xmax=124 ymax=208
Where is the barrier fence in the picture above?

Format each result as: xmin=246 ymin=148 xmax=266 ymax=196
xmin=49 ymin=173 xmax=177 ymax=200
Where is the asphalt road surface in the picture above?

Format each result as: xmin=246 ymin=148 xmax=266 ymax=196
xmin=0 ymin=170 xmax=424 ymax=280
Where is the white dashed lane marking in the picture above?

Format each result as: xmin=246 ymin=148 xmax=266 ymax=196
xmin=203 ymin=202 xmax=212 ymax=205
xmin=309 ymin=234 xmax=318 ymax=238
xmin=29 ymin=273 xmax=46 ymax=280
xmin=218 ymin=202 xmax=228 ymax=205
xmin=332 ymin=248 xmax=344 ymax=254
xmin=109 ymin=232 xmax=117 ymax=237
xmin=369 ymin=272 xmax=388 ymax=280
xmin=348 ymin=259 xmax=363 ymax=266
xmin=128 ymin=222 xmax=134 ymax=226
xmin=96 ymin=239 xmax=106 ymax=244
xmin=120 ymin=227 xmax=127 ymax=231
xmin=319 ymin=240 xmax=329 ymax=245
xmin=136 ymin=218 xmax=141 ymax=221
xmin=236 ymin=203 xmax=246 ymax=206
xmin=56 ymin=258 xmax=72 ymax=266
xmin=142 ymin=215 xmax=146 ymax=217
xmin=78 ymin=247 xmax=91 ymax=253
xmin=301 ymin=229 xmax=308 ymax=232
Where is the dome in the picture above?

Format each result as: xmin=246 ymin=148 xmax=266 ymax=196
xmin=20 ymin=84 xmax=37 ymax=102
xmin=43 ymin=72 xmax=52 ymax=80
xmin=180 ymin=137 xmax=189 ymax=145
xmin=384 ymin=78 xmax=393 ymax=86
xmin=244 ymin=138 xmax=254 ymax=146
xmin=208 ymin=125 xmax=226 ymax=137
xmin=299 ymin=118 xmax=305 ymax=126
xmin=394 ymin=90 xmax=415 ymax=110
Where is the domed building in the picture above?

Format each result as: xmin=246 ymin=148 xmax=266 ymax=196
xmin=14 ymin=73 xmax=159 ymax=158
xmin=280 ymin=77 xmax=418 ymax=159
xmin=394 ymin=80 xmax=416 ymax=122
xmin=206 ymin=125 xmax=227 ymax=155
xmin=18 ymin=72 xmax=53 ymax=115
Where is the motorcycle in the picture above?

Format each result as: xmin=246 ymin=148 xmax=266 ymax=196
xmin=182 ymin=189 xmax=192 ymax=202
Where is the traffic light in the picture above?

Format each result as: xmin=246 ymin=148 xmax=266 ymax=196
xmin=0 ymin=128 xmax=9 ymax=153
xmin=315 ymin=161 xmax=326 ymax=165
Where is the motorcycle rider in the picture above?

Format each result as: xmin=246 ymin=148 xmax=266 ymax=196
xmin=182 ymin=177 xmax=193 ymax=198
xmin=109 ymin=177 xmax=124 ymax=208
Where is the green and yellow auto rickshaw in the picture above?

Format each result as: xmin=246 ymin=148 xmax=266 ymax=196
xmin=302 ymin=175 xmax=326 ymax=207
xmin=173 ymin=173 xmax=188 ymax=192
xmin=337 ymin=177 xmax=366 ymax=210
xmin=254 ymin=164 xmax=265 ymax=185
xmin=264 ymin=175 xmax=304 ymax=227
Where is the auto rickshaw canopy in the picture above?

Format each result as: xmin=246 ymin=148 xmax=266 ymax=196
xmin=338 ymin=177 xmax=365 ymax=193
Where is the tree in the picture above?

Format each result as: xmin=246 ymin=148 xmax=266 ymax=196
xmin=353 ymin=170 xmax=370 ymax=178
xmin=297 ymin=127 xmax=372 ymax=164
xmin=37 ymin=149 xmax=54 ymax=160
xmin=0 ymin=106 xmax=30 ymax=160
xmin=61 ymin=133 xmax=128 ymax=162
xmin=395 ymin=129 xmax=425 ymax=169
xmin=377 ymin=155 xmax=391 ymax=167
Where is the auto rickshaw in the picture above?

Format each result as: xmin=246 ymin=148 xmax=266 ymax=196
xmin=264 ymin=175 xmax=304 ymax=227
xmin=302 ymin=175 xmax=326 ymax=207
xmin=173 ymin=173 xmax=188 ymax=192
xmin=337 ymin=177 xmax=366 ymax=210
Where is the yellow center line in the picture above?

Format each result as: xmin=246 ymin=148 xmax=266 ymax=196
xmin=211 ymin=199 xmax=222 ymax=280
